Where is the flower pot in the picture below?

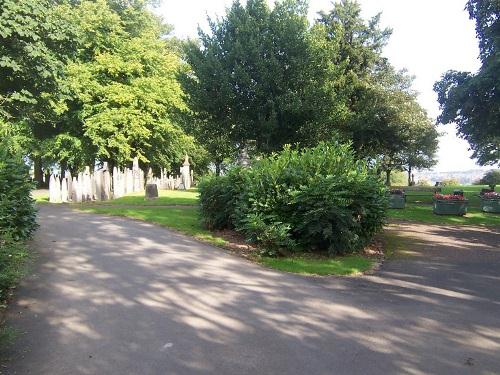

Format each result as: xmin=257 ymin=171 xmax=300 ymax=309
xmin=480 ymin=198 xmax=500 ymax=213
xmin=433 ymin=199 xmax=468 ymax=216
xmin=389 ymin=194 xmax=405 ymax=209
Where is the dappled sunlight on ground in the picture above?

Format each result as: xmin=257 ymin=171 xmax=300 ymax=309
xmin=2 ymin=206 xmax=499 ymax=374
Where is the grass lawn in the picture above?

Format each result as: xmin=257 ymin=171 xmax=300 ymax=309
xmin=389 ymin=185 xmax=500 ymax=226
xmin=80 ymin=205 xmax=227 ymax=247
xmin=31 ymin=189 xmax=49 ymax=204
xmin=260 ymin=255 xmax=373 ymax=276
xmin=103 ymin=189 xmax=199 ymax=206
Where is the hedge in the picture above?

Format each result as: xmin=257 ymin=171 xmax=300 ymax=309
xmin=199 ymin=142 xmax=387 ymax=256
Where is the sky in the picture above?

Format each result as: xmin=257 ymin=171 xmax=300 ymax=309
xmin=156 ymin=0 xmax=486 ymax=172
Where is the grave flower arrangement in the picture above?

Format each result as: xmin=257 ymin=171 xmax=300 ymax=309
xmin=433 ymin=193 xmax=468 ymax=215
xmin=480 ymin=191 xmax=500 ymax=213
xmin=389 ymin=189 xmax=405 ymax=195
xmin=433 ymin=193 xmax=465 ymax=201
xmin=482 ymin=192 xmax=500 ymax=200
xmin=388 ymin=189 xmax=405 ymax=209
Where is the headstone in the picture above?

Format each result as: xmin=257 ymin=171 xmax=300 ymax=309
xmin=180 ymin=155 xmax=191 ymax=190
xmin=54 ymin=176 xmax=62 ymax=203
xmin=78 ymin=172 xmax=84 ymax=202
xmin=102 ymin=164 xmax=111 ymax=201
xmin=132 ymin=157 xmax=142 ymax=192
xmin=65 ymin=171 xmax=73 ymax=201
xmin=49 ymin=174 xmax=57 ymax=203
xmin=83 ymin=167 xmax=91 ymax=201
xmin=145 ymin=184 xmax=159 ymax=199
xmin=95 ymin=170 xmax=103 ymax=201
xmin=72 ymin=177 xmax=80 ymax=203
xmin=61 ymin=177 xmax=68 ymax=203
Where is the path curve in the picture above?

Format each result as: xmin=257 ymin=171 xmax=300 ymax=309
xmin=2 ymin=206 xmax=499 ymax=374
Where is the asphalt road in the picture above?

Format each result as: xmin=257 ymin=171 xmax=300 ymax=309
xmin=2 ymin=205 xmax=499 ymax=374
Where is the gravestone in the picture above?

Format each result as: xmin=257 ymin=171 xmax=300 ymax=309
xmin=54 ymin=176 xmax=61 ymax=203
xmin=61 ymin=177 xmax=68 ymax=203
xmin=180 ymin=155 xmax=191 ymax=190
xmin=65 ymin=171 xmax=73 ymax=201
xmin=102 ymin=162 xmax=111 ymax=200
xmin=94 ymin=170 xmax=103 ymax=201
xmin=72 ymin=177 xmax=81 ymax=203
xmin=145 ymin=184 xmax=159 ymax=199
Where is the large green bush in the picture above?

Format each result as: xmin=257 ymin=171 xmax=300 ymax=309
xmin=199 ymin=143 xmax=388 ymax=256
xmin=0 ymin=142 xmax=38 ymax=240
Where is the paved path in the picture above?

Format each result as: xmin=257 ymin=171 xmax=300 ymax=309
xmin=2 ymin=206 xmax=499 ymax=374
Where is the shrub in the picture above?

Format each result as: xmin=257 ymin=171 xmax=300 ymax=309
xmin=440 ymin=178 xmax=460 ymax=186
xmin=479 ymin=170 xmax=500 ymax=190
xmin=0 ymin=141 xmax=38 ymax=240
xmin=200 ymin=142 xmax=388 ymax=256
xmin=416 ymin=177 xmax=432 ymax=186
xmin=198 ymin=168 xmax=246 ymax=230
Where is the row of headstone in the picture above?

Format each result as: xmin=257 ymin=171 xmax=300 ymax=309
xmin=48 ymin=155 xmax=193 ymax=203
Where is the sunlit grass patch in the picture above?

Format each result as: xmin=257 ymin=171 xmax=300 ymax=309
xmin=260 ymin=255 xmax=373 ymax=276
xmin=78 ymin=206 xmax=227 ymax=247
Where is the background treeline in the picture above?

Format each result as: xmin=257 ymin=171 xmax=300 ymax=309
xmin=1 ymin=0 xmax=439 ymax=185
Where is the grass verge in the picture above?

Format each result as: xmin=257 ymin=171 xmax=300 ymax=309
xmin=387 ymin=203 xmax=500 ymax=226
xmin=260 ymin=255 xmax=373 ymax=276
xmin=0 ymin=239 xmax=30 ymax=348
xmin=79 ymin=206 xmax=228 ymax=247
xmin=0 ymin=239 xmax=29 ymax=306
xmin=103 ymin=189 xmax=199 ymax=206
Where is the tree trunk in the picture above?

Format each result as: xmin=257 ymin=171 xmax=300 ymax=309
xmin=33 ymin=156 xmax=44 ymax=187
xmin=385 ymin=169 xmax=391 ymax=186
xmin=407 ymin=165 xmax=412 ymax=186
xmin=60 ymin=161 xmax=68 ymax=177
xmin=215 ymin=162 xmax=221 ymax=177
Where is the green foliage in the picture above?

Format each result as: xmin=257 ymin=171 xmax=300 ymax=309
xmin=199 ymin=142 xmax=388 ymax=256
xmin=390 ymin=171 xmax=407 ymax=186
xmin=416 ymin=177 xmax=432 ymax=186
xmin=434 ymin=0 xmax=500 ymax=166
xmin=441 ymin=178 xmax=460 ymax=187
xmin=0 ymin=237 xmax=29 ymax=304
xmin=0 ymin=141 xmax=37 ymax=240
xmin=479 ymin=169 xmax=500 ymax=189
xmin=182 ymin=0 xmax=336 ymax=157
xmin=198 ymin=169 xmax=246 ymax=230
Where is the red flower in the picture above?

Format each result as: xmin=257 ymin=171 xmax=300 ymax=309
xmin=483 ymin=192 xmax=500 ymax=199
xmin=434 ymin=193 xmax=465 ymax=201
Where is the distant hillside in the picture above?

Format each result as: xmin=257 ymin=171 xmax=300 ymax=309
xmin=413 ymin=169 xmax=493 ymax=185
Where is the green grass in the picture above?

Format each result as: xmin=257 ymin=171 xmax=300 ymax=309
xmin=32 ymin=189 xmax=49 ymax=204
xmin=260 ymin=255 xmax=373 ymax=276
xmin=0 ymin=239 xmax=30 ymax=306
xmin=88 ymin=189 xmax=199 ymax=206
xmin=404 ymin=185 xmax=486 ymax=206
xmin=387 ymin=203 xmax=500 ymax=226
xmin=79 ymin=206 xmax=227 ymax=247
xmin=389 ymin=185 xmax=500 ymax=226
xmin=0 ymin=326 xmax=19 ymax=350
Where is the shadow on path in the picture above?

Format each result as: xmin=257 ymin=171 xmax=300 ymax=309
xmin=1 ymin=207 xmax=499 ymax=374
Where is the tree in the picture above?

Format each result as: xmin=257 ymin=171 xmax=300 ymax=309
xmin=434 ymin=0 xmax=500 ymax=166
xmin=479 ymin=169 xmax=500 ymax=190
xmin=50 ymin=0 xmax=200 ymax=172
xmin=0 ymin=0 xmax=77 ymax=184
xmin=182 ymin=0 xmax=332 ymax=159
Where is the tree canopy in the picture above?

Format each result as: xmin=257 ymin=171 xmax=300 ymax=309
xmin=1 ymin=0 xmax=206 ymax=182
xmin=183 ymin=0 xmax=438 ymax=180
xmin=434 ymin=0 xmax=500 ymax=166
